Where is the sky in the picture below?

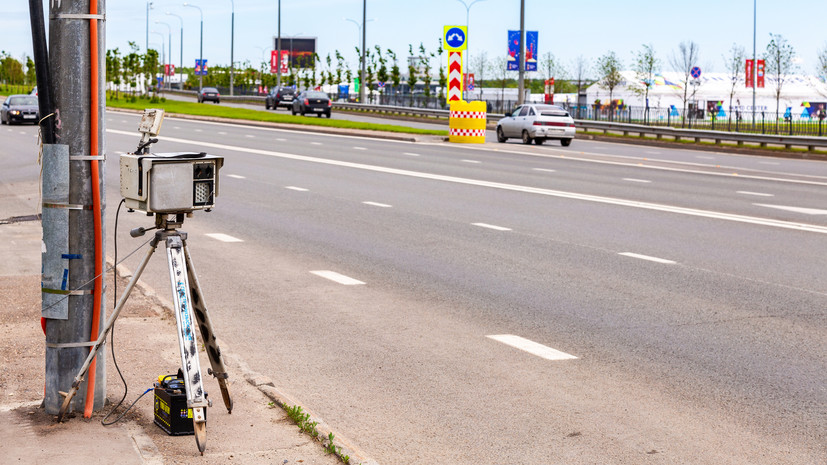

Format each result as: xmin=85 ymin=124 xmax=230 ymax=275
xmin=3 ymin=0 xmax=827 ymax=79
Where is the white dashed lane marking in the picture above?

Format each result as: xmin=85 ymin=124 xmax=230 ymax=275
xmin=363 ymin=201 xmax=392 ymax=208
xmin=754 ymin=204 xmax=827 ymax=215
xmin=623 ymin=178 xmax=652 ymax=183
xmin=737 ymin=191 xmax=773 ymax=197
xmin=285 ymin=186 xmax=309 ymax=191
xmin=227 ymin=174 xmax=246 ymax=179
xmin=532 ymin=168 xmax=556 ymax=173
xmin=472 ymin=223 xmax=512 ymax=231
xmin=487 ymin=335 xmax=578 ymax=361
xmin=403 ymin=152 xmax=420 ymax=157
xmin=311 ymin=142 xmax=323 ymax=145
xmin=353 ymin=146 xmax=367 ymax=150
xmin=310 ymin=270 xmax=365 ymax=285
xmin=619 ymin=252 xmax=676 ymax=264
xmin=205 ymin=233 xmax=243 ymax=243
xmin=462 ymin=159 xmax=481 ymax=164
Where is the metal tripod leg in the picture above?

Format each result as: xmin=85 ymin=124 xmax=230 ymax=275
xmin=57 ymin=234 xmax=160 ymax=422
xmin=164 ymin=233 xmax=209 ymax=454
xmin=182 ymin=238 xmax=233 ymax=414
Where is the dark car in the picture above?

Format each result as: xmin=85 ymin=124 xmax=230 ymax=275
xmin=265 ymin=87 xmax=295 ymax=110
xmin=197 ymin=87 xmax=220 ymax=104
xmin=291 ymin=91 xmax=332 ymax=117
xmin=1 ymin=94 xmax=39 ymax=125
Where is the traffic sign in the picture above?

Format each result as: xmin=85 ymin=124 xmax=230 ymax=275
xmin=443 ymin=26 xmax=467 ymax=52
xmin=690 ymin=66 xmax=701 ymax=79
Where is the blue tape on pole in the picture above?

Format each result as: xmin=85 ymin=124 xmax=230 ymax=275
xmin=61 ymin=254 xmax=82 ymax=259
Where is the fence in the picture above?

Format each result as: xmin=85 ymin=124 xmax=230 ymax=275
xmin=558 ymin=103 xmax=827 ymax=137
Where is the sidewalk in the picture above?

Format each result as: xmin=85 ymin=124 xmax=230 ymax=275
xmin=0 ymin=180 xmax=367 ymax=464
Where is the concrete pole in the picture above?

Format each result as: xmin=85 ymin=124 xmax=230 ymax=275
xmin=45 ymin=0 xmax=107 ymax=415
xmin=517 ymin=0 xmax=525 ymax=105
xmin=359 ymin=0 xmax=366 ymax=103
xmin=751 ymin=0 xmax=756 ymax=123
xmin=229 ymin=0 xmax=235 ymax=95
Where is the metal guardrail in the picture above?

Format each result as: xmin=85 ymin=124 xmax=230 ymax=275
xmin=574 ymin=120 xmax=827 ymax=151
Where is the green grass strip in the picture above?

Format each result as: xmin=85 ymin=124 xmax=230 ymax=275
xmin=105 ymin=96 xmax=448 ymax=136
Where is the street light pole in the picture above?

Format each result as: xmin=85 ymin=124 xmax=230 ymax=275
xmin=167 ymin=12 xmax=184 ymax=90
xmin=155 ymin=21 xmax=172 ymax=90
xmin=146 ymin=1 xmax=153 ymax=53
xmin=517 ymin=0 xmax=526 ymax=105
xmin=183 ymin=2 xmax=204 ymax=91
xmin=456 ymin=0 xmax=486 ymax=99
xmin=752 ymin=0 xmax=757 ymax=123
xmin=360 ymin=0 xmax=367 ymax=103
xmin=276 ymin=0 xmax=282 ymax=89
xmin=229 ymin=0 xmax=235 ymax=95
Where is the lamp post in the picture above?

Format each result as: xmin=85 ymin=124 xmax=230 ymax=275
xmin=276 ymin=0 xmax=282 ymax=89
xmin=150 ymin=32 xmax=165 ymax=94
xmin=183 ymin=2 xmax=204 ymax=91
xmin=146 ymin=1 xmax=153 ymax=53
xmin=751 ymin=0 xmax=757 ymax=124
xmin=228 ymin=0 xmax=235 ymax=95
xmin=456 ymin=0 xmax=486 ymax=100
xmin=166 ymin=12 xmax=184 ymax=90
xmin=517 ymin=0 xmax=525 ymax=105
xmin=345 ymin=15 xmax=375 ymax=102
xmin=155 ymin=21 xmax=172 ymax=90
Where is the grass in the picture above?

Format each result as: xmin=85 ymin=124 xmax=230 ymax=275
xmin=277 ymin=403 xmax=350 ymax=464
xmin=106 ymin=94 xmax=448 ymax=136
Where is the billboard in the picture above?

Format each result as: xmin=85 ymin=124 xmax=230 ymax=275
xmin=273 ymin=36 xmax=317 ymax=68
xmin=507 ymin=30 xmax=538 ymax=71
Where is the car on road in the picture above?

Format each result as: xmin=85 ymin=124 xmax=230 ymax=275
xmin=291 ymin=90 xmax=332 ymax=117
xmin=265 ymin=87 xmax=295 ymax=110
xmin=197 ymin=87 xmax=220 ymax=104
xmin=496 ymin=104 xmax=575 ymax=146
xmin=1 ymin=94 xmax=39 ymax=125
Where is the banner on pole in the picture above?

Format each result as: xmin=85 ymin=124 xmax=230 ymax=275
xmin=507 ymin=30 xmax=538 ymax=71
xmin=194 ymin=59 xmax=208 ymax=76
xmin=270 ymin=50 xmax=289 ymax=74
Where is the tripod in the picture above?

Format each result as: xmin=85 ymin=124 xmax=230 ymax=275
xmin=57 ymin=213 xmax=233 ymax=455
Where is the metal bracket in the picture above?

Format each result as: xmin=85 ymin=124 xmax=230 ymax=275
xmin=41 ymin=288 xmax=93 ymax=296
xmin=51 ymin=13 xmax=105 ymax=20
xmin=69 ymin=155 xmax=106 ymax=161
xmin=42 ymin=203 xmax=92 ymax=210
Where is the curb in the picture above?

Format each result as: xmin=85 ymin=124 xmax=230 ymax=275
xmin=109 ymin=257 xmax=380 ymax=465
xmin=107 ymin=107 xmax=443 ymax=144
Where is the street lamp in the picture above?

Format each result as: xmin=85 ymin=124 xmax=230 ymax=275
xmin=150 ymin=32 xmax=165 ymax=93
xmin=146 ymin=1 xmax=154 ymax=53
xmin=155 ymin=21 xmax=172 ymax=90
xmin=456 ymin=0 xmax=486 ymax=99
xmin=183 ymin=2 xmax=204 ymax=91
xmin=166 ymin=12 xmax=184 ymax=90
xmin=228 ymin=0 xmax=235 ymax=96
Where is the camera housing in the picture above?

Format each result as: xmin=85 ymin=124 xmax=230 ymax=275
xmin=120 ymin=152 xmax=223 ymax=214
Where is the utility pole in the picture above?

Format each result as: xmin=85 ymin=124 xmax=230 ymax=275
xmin=43 ymin=0 xmax=107 ymax=416
xmin=517 ymin=0 xmax=525 ymax=105
xmin=751 ymin=0 xmax=757 ymax=124
xmin=229 ymin=0 xmax=235 ymax=95
xmin=359 ymin=0 xmax=367 ymax=103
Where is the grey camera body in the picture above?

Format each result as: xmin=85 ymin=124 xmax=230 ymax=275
xmin=120 ymin=152 xmax=223 ymax=214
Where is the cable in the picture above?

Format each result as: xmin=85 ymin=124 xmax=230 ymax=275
xmin=101 ymin=388 xmax=152 ymax=426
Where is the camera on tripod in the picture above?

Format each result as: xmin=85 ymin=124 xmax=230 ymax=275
xmin=119 ymin=109 xmax=224 ymax=214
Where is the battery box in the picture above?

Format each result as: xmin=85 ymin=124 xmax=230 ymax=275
xmin=153 ymin=373 xmax=204 ymax=436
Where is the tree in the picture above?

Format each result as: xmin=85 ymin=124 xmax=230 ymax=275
xmin=631 ymin=44 xmax=659 ymax=120
xmin=764 ymin=33 xmax=797 ymax=124
xmin=595 ymin=51 xmax=622 ymax=119
xmin=471 ymin=50 xmax=488 ymax=89
xmin=25 ymin=57 xmax=36 ymax=86
xmin=388 ymin=49 xmax=401 ymax=98
xmin=817 ymin=43 xmax=827 ymax=99
xmin=418 ymin=43 xmax=433 ymax=104
xmin=669 ymin=40 xmax=700 ymax=126
xmin=723 ymin=43 xmax=746 ymax=124
xmin=407 ymin=44 xmax=417 ymax=105
xmin=335 ymin=50 xmax=345 ymax=87
xmin=375 ymin=46 xmax=388 ymax=94
xmin=436 ymin=39 xmax=445 ymax=104
xmin=0 ymin=52 xmax=25 ymax=85
xmin=143 ymin=48 xmax=160 ymax=94
xmin=122 ymin=42 xmax=142 ymax=95
xmin=106 ymin=48 xmax=122 ymax=98
xmin=489 ymin=56 xmax=511 ymax=111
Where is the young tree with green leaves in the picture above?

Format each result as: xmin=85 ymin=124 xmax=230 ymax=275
xmin=669 ymin=40 xmax=700 ymax=126
xmin=122 ymin=42 xmax=142 ymax=96
xmin=388 ymin=49 xmax=401 ymax=101
xmin=595 ymin=50 xmax=623 ymax=119
xmin=0 ymin=52 xmax=25 ymax=85
xmin=631 ymin=44 xmax=659 ymax=120
xmin=25 ymin=57 xmax=36 ymax=86
xmin=764 ymin=33 xmax=797 ymax=125
xmin=407 ymin=44 xmax=417 ymax=105
xmin=419 ymin=43 xmax=433 ymax=104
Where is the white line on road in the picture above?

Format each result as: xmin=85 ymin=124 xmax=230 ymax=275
xmin=532 ymin=168 xmax=556 ymax=173
xmin=753 ymin=204 xmax=827 ymax=215
xmin=363 ymin=201 xmax=392 ymax=208
xmin=218 ymin=131 xmax=227 ymax=135
xmin=285 ymin=186 xmax=309 ymax=191
xmin=227 ymin=174 xmax=246 ymax=179
xmin=737 ymin=191 xmax=773 ymax=197
xmin=105 ymin=129 xmax=827 ymax=235
xmin=619 ymin=252 xmax=676 ymax=264
xmin=205 ymin=233 xmax=243 ymax=243
xmin=696 ymin=155 xmax=715 ymax=160
xmin=311 ymin=142 xmax=323 ymax=145
xmin=623 ymin=178 xmax=652 ymax=183
xmin=462 ymin=159 xmax=481 ymax=164
xmin=276 ymin=138 xmax=286 ymax=142
xmin=486 ymin=335 xmax=578 ymax=361
xmin=245 ymin=134 xmax=255 ymax=138
xmin=195 ymin=129 xmax=203 ymax=132
xmin=310 ymin=270 xmax=365 ymax=285
xmin=472 ymin=223 xmax=512 ymax=231
xmin=353 ymin=146 xmax=367 ymax=150
xmin=403 ymin=152 xmax=420 ymax=157
xmin=758 ymin=161 xmax=780 ymax=165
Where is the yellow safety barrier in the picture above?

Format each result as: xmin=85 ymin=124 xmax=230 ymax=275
xmin=449 ymin=100 xmax=486 ymax=144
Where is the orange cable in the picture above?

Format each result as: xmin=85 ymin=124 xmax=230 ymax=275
xmin=84 ymin=0 xmax=102 ymax=418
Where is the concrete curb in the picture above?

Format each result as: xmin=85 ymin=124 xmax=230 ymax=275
xmin=107 ymin=107 xmax=444 ymax=144
xmin=109 ymin=257 xmax=380 ymax=465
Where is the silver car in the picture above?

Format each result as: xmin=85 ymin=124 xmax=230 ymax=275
xmin=496 ymin=104 xmax=575 ymax=146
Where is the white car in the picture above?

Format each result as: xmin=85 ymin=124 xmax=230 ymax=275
xmin=496 ymin=104 xmax=575 ymax=146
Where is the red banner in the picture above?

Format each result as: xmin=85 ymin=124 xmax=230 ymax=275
xmin=756 ymin=59 xmax=765 ymax=88
xmin=270 ymin=50 xmax=289 ymax=74
xmin=745 ymin=59 xmax=754 ymax=88
xmin=164 ymin=64 xmax=175 ymax=76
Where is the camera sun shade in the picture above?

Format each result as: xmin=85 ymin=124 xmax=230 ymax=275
xmin=120 ymin=152 xmax=223 ymax=214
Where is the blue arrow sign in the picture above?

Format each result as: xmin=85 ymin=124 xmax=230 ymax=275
xmin=445 ymin=27 xmax=466 ymax=49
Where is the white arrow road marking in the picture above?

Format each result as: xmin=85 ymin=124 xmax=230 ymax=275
xmin=754 ymin=204 xmax=827 ymax=215
xmin=310 ymin=271 xmax=365 ymax=285
xmin=487 ymin=335 xmax=578 ymax=361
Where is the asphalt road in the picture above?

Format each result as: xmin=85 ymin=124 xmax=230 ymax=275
xmin=3 ymin=114 xmax=826 ymax=464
